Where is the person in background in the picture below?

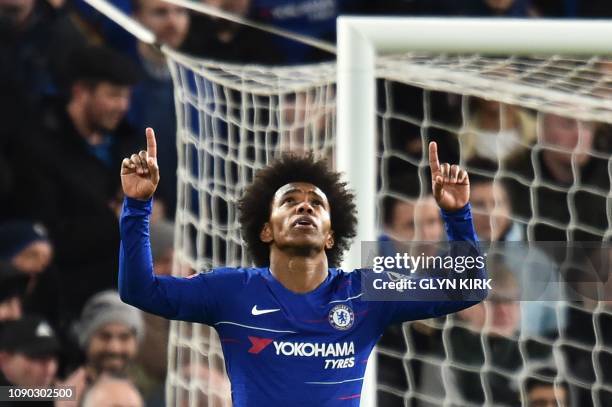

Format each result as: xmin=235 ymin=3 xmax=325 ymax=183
xmin=134 ymin=220 xmax=174 ymax=405
xmin=0 ymin=263 xmax=28 ymax=322
xmin=443 ymin=259 xmax=525 ymax=406
xmin=60 ymin=290 xmax=144 ymax=406
xmin=0 ymin=316 xmax=60 ymax=406
xmin=0 ymin=0 xmax=85 ymax=112
xmin=69 ymin=0 xmax=136 ymax=54
xmin=377 ymin=190 xmax=446 ymax=406
xmin=248 ymin=0 xmax=366 ymax=63
xmin=0 ymin=221 xmax=52 ymax=277
xmin=381 ymin=194 xmax=444 ymax=244
xmin=440 ymin=0 xmax=536 ymax=16
xmin=81 ymin=374 xmax=144 ymax=407
xmin=467 ymin=158 xmax=564 ymax=337
xmin=8 ymin=45 xmax=142 ymax=323
xmin=459 ymin=98 xmax=536 ymax=162
xmin=182 ymin=0 xmax=282 ymax=64
xmin=523 ymin=367 xmax=569 ymax=407
xmin=129 ymin=0 xmax=191 ymax=219
xmin=0 ymin=221 xmax=65 ymax=330
xmin=502 ymin=113 xmax=609 ymax=243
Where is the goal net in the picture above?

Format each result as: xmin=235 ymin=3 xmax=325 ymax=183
xmin=164 ymin=31 xmax=612 ymax=407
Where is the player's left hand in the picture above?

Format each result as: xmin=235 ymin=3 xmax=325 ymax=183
xmin=428 ymin=141 xmax=469 ymax=212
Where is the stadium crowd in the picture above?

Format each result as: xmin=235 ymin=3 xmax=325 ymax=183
xmin=0 ymin=0 xmax=610 ymax=406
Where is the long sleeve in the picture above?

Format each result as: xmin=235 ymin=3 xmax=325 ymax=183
xmin=118 ymin=197 xmax=218 ymax=324
xmin=386 ymin=203 xmax=488 ymax=324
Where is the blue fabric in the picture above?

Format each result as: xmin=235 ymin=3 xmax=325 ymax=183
xmin=119 ymin=199 xmax=486 ymax=406
xmin=72 ymin=0 xmax=137 ymax=57
xmin=86 ymin=135 xmax=115 ymax=168
xmin=249 ymin=0 xmax=356 ymax=63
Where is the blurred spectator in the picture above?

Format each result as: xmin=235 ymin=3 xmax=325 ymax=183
xmin=459 ymin=99 xmax=536 ymax=162
xmin=445 ymin=260 xmax=524 ymax=405
xmin=81 ymin=374 xmax=144 ymax=407
xmin=381 ymin=195 xmax=443 ymax=243
xmin=468 ymin=159 xmax=564 ymax=337
xmin=377 ymin=193 xmax=445 ymax=406
xmin=523 ymin=367 xmax=569 ymax=407
xmin=134 ymin=220 xmax=173 ymax=405
xmin=69 ymin=0 xmax=136 ymax=54
xmin=0 ymin=221 xmax=52 ymax=276
xmin=128 ymin=0 xmax=191 ymax=219
xmin=563 ymin=245 xmax=612 ymax=407
xmin=8 ymin=45 xmax=142 ymax=322
xmin=249 ymin=0 xmax=366 ymax=63
xmin=0 ymin=316 xmax=60 ymax=406
xmin=0 ymin=262 xmax=28 ymax=322
xmin=62 ymin=291 xmax=143 ymax=406
xmin=446 ymin=0 xmax=535 ymax=16
xmin=502 ymin=113 xmax=609 ymax=243
xmin=467 ymin=160 xmax=516 ymax=242
xmin=0 ymin=0 xmax=85 ymax=111
xmin=0 ymin=221 xmax=65 ymax=329
xmin=182 ymin=0 xmax=282 ymax=64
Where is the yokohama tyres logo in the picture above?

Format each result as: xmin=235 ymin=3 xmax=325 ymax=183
xmin=247 ymin=336 xmax=355 ymax=358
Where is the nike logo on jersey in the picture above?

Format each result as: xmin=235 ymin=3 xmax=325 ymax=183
xmin=251 ymin=305 xmax=280 ymax=316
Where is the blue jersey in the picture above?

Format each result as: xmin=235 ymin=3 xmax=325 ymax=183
xmin=119 ymin=198 xmax=486 ymax=406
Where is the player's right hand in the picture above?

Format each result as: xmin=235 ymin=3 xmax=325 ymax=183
xmin=121 ymin=127 xmax=160 ymax=201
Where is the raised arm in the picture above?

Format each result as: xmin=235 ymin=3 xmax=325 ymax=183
xmin=383 ymin=143 xmax=487 ymax=325
xmin=118 ymin=129 xmax=216 ymax=324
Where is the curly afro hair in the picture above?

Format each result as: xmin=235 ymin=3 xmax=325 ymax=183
xmin=238 ymin=154 xmax=357 ymax=267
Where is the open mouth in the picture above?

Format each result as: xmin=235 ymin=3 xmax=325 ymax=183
xmin=292 ymin=216 xmax=316 ymax=229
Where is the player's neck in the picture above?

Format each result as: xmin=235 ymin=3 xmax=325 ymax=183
xmin=268 ymin=248 xmax=328 ymax=294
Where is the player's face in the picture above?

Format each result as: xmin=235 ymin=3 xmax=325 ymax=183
xmin=83 ymin=82 xmax=131 ymax=133
xmin=136 ymin=0 xmax=190 ymax=48
xmin=87 ymin=323 xmax=138 ymax=375
xmin=262 ymin=182 xmax=334 ymax=256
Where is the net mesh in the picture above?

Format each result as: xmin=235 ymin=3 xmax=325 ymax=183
xmin=164 ymin=48 xmax=612 ymax=407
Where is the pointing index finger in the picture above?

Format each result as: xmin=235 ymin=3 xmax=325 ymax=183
xmin=428 ymin=141 xmax=440 ymax=174
xmin=146 ymin=127 xmax=157 ymax=159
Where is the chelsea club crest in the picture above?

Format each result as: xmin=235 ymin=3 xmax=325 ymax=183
xmin=328 ymin=304 xmax=354 ymax=331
